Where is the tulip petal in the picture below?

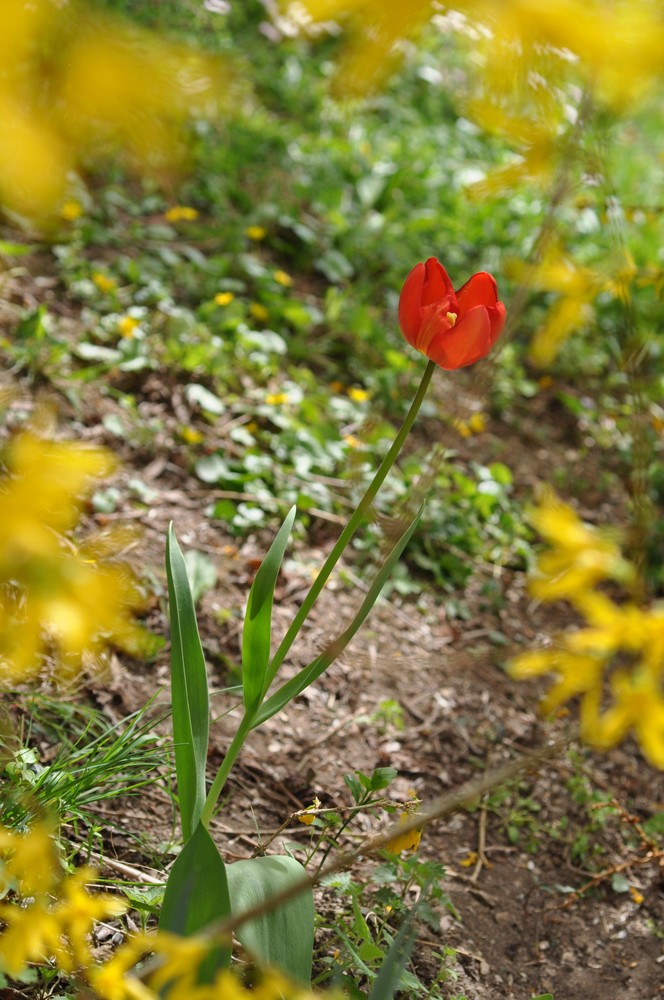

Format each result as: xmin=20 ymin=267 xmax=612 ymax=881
xmin=456 ymin=271 xmax=499 ymax=313
xmin=486 ymin=301 xmax=507 ymax=344
xmin=398 ymin=262 xmax=425 ymax=344
xmin=426 ymin=305 xmax=491 ymax=370
xmin=421 ymin=257 xmax=456 ymax=307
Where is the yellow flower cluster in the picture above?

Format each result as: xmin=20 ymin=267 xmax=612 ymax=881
xmin=0 ymin=824 xmax=126 ymax=978
xmin=0 ymin=1 xmax=228 ymax=220
xmin=0 ymin=824 xmax=337 ymax=999
xmin=91 ymin=931 xmax=335 ymax=1000
xmin=295 ymin=0 xmax=664 ymax=109
xmin=0 ymin=431 xmax=149 ymax=681
xmin=510 ymin=492 xmax=664 ymax=767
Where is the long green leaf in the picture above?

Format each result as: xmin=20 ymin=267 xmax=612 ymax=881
xmin=242 ymin=506 xmax=296 ymax=714
xmin=251 ymin=508 xmax=423 ymax=729
xmin=226 ymin=855 xmax=314 ymax=983
xmin=159 ymin=820 xmax=231 ymax=980
xmin=166 ymin=523 xmax=210 ymax=841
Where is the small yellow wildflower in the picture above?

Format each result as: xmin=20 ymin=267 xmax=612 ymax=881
xmin=60 ymin=199 xmax=83 ymax=221
xmin=348 ymin=387 xmax=370 ymax=403
xmin=117 ymin=315 xmax=139 ymax=338
xmin=250 ymin=303 xmax=269 ymax=322
xmin=468 ymin=412 xmax=486 ymax=434
xmin=344 ymin=434 xmax=362 ymax=449
xmin=245 ymin=225 xmax=267 ymax=240
xmin=384 ymin=813 xmax=422 ymax=854
xmin=459 ymin=851 xmax=479 ymax=868
xmin=629 ymin=887 xmax=644 ymax=905
xmin=214 ymin=291 xmax=234 ymax=306
xmin=181 ymin=426 xmax=204 ymax=445
xmin=273 ymin=269 xmax=293 ymax=287
xmin=92 ymin=272 xmax=116 ymax=294
xmin=165 ymin=205 xmax=198 ymax=222
xmin=453 ymin=419 xmax=471 ymax=439
xmin=297 ymin=796 xmax=321 ymax=825
xmin=265 ymin=392 xmax=289 ymax=406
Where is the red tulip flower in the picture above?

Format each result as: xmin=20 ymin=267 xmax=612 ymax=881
xmin=398 ymin=257 xmax=506 ymax=370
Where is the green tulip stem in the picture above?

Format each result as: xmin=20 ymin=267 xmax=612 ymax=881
xmin=263 ymin=358 xmax=436 ymax=691
xmin=202 ymin=359 xmax=435 ymax=822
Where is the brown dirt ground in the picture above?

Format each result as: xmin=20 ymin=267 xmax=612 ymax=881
xmin=1 ymin=261 xmax=664 ymax=1000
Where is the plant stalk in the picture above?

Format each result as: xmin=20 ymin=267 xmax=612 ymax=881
xmin=263 ymin=359 xmax=436 ymax=690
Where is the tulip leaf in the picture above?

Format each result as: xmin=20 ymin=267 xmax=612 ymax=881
xmin=242 ymin=506 xmax=296 ymax=714
xmin=166 ymin=523 xmax=210 ymax=841
xmin=159 ymin=820 xmax=231 ymax=979
xmin=251 ymin=508 xmax=423 ymax=728
xmin=226 ymin=855 xmax=313 ymax=983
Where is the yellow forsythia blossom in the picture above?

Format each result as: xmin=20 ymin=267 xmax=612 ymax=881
xmin=0 ymin=432 xmax=149 ymax=680
xmin=0 ymin=1 xmax=228 ymax=220
xmin=510 ymin=492 xmax=664 ymax=768
xmin=296 ymin=0 xmax=664 ymax=108
xmin=0 ymin=825 xmax=126 ymax=978
xmin=384 ymin=812 xmax=423 ymax=854
xmin=526 ymin=491 xmax=633 ymax=601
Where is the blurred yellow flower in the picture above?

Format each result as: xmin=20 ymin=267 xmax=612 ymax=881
xmin=92 ymin=272 xmax=117 ymax=295
xmin=0 ymin=1 xmax=229 ymax=221
xmin=60 ymin=199 xmax=83 ymax=221
xmin=454 ymin=413 xmax=486 ymax=438
xmin=511 ymin=490 xmax=664 ymax=768
xmin=214 ymin=291 xmax=235 ymax=306
xmin=250 ymin=303 xmax=269 ymax=322
xmin=274 ymin=269 xmax=293 ymax=287
xmin=0 ymin=823 xmax=59 ymax=896
xmin=265 ymin=392 xmax=289 ymax=405
xmin=348 ymin=387 xmax=370 ymax=402
xmin=117 ymin=315 xmax=139 ymax=338
xmin=630 ymin=887 xmax=644 ymax=905
xmin=344 ymin=434 xmax=362 ymax=449
xmin=245 ymin=225 xmax=267 ymax=240
xmin=527 ymin=491 xmax=633 ymax=602
xmin=181 ymin=426 xmax=204 ymax=445
xmin=0 ymin=862 xmax=126 ymax=977
xmin=0 ymin=432 xmax=150 ymax=681
xmin=165 ymin=205 xmax=199 ymax=222
xmin=384 ymin=812 xmax=422 ymax=854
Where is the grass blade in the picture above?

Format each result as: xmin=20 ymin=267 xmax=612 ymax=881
xmin=166 ymin=523 xmax=210 ymax=841
xmin=252 ymin=508 xmax=423 ymax=728
xmin=242 ymin=506 xmax=296 ymax=714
